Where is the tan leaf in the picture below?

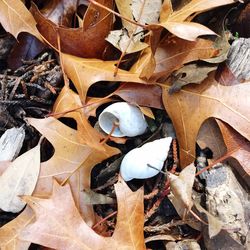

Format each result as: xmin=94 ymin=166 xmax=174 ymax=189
xmin=168 ymin=0 xmax=237 ymax=22
xmin=195 ymin=202 xmax=223 ymax=238
xmin=81 ymin=188 xmax=115 ymax=205
xmin=61 ymin=53 xmax=146 ymax=102
xmin=20 ymin=180 xmax=145 ymax=249
xmin=160 ymin=21 xmax=216 ymax=41
xmin=106 ymin=29 xmax=148 ymax=53
xmin=169 ymin=63 xmax=217 ymax=93
xmin=0 ymin=0 xmax=43 ymax=41
xmin=0 ymin=207 xmax=33 ymax=250
xmin=0 ymin=144 xmax=40 ymax=213
xmin=29 ymin=115 xmax=119 ymax=224
xmin=156 ymin=0 xmax=237 ymax=40
xmin=162 ymin=72 xmax=250 ymax=166
xmin=169 ymin=163 xmax=196 ymax=210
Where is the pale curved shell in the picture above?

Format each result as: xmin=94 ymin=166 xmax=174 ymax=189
xmin=98 ymin=102 xmax=148 ymax=137
xmin=120 ymin=137 xmax=172 ymax=181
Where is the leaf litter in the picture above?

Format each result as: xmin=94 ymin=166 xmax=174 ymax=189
xmin=0 ymin=0 xmax=249 ymax=249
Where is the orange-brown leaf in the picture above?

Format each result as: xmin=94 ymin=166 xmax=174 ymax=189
xmin=216 ymin=119 xmax=250 ymax=182
xmin=162 ymin=73 xmax=250 ymax=166
xmin=31 ymin=0 xmax=113 ymax=58
xmin=153 ymin=37 xmax=218 ymax=81
xmin=61 ymin=53 xmax=146 ymax=102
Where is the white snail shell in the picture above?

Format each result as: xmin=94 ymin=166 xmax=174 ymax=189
xmin=98 ymin=102 xmax=148 ymax=137
xmin=120 ymin=137 xmax=172 ymax=181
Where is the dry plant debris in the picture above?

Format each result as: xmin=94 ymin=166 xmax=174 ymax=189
xmin=0 ymin=0 xmax=249 ymax=250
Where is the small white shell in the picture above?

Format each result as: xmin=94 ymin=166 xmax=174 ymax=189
xmin=120 ymin=137 xmax=172 ymax=181
xmin=98 ymin=102 xmax=148 ymax=137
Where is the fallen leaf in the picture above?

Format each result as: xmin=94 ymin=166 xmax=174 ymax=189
xmin=39 ymin=0 xmax=77 ymax=26
xmin=106 ymin=29 xmax=148 ymax=53
xmin=162 ymin=72 xmax=250 ymax=166
xmin=169 ymin=163 xmax=196 ymax=210
xmin=0 ymin=0 xmax=43 ymax=41
xmin=156 ymin=0 xmax=237 ymax=41
xmin=29 ymin=115 xmax=119 ymax=224
xmin=195 ymin=202 xmax=223 ymax=238
xmin=215 ymin=119 xmax=250 ymax=182
xmin=82 ymin=188 xmax=115 ymax=205
xmin=20 ymin=179 xmax=145 ymax=249
xmin=61 ymin=53 xmax=146 ymax=102
xmin=0 ymin=207 xmax=34 ymax=250
xmin=160 ymin=21 xmax=216 ymax=41
xmin=0 ymin=143 xmax=40 ymax=213
xmin=169 ymin=63 xmax=217 ymax=93
xmin=114 ymin=82 xmax=164 ymax=109
xmin=153 ymin=36 xmax=218 ymax=81
xmin=31 ymin=0 xmax=113 ymax=58
xmin=168 ymin=0 xmax=237 ymax=23
xmin=7 ymin=33 xmax=47 ymax=69
xmin=131 ymin=0 xmax=162 ymax=26
xmin=197 ymin=118 xmax=227 ymax=160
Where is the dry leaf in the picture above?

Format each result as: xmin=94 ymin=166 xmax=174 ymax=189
xmin=168 ymin=0 xmax=237 ymax=23
xmin=0 ymin=0 xmax=43 ymax=41
xmin=61 ymin=53 xmax=146 ymax=102
xmin=169 ymin=163 xmax=196 ymax=210
xmin=81 ymin=188 xmax=115 ymax=205
xmin=156 ymin=0 xmax=237 ymax=41
xmin=195 ymin=202 xmax=223 ymax=238
xmin=114 ymin=82 xmax=164 ymax=109
xmin=169 ymin=63 xmax=217 ymax=93
xmin=153 ymin=37 xmax=218 ymax=81
xmin=162 ymin=72 xmax=250 ymax=166
xmin=39 ymin=0 xmax=78 ymax=27
xmin=31 ymin=0 xmax=113 ymax=58
xmin=29 ymin=115 xmax=119 ymax=224
xmin=20 ymin=179 xmax=145 ymax=250
xmin=106 ymin=29 xmax=148 ymax=53
xmin=0 ymin=143 xmax=40 ymax=213
xmin=0 ymin=207 xmax=34 ymax=250
xmin=197 ymin=118 xmax=227 ymax=160
xmin=216 ymin=119 xmax=250 ymax=182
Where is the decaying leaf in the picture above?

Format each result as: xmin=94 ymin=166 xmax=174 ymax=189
xmin=169 ymin=63 xmax=217 ymax=93
xmin=0 ymin=207 xmax=34 ymax=250
xmin=20 ymin=179 xmax=145 ymax=250
xmin=31 ymin=0 xmax=113 ymax=58
xmin=197 ymin=118 xmax=227 ymax=160
xmin=81 ymin=188 xmax=115 ymax=205
xmin=153 ymin=37 xmax=219 ymax=81
xmin=216 ymin=119 xmax=250 ymax=182
xmin=195 ymin=202 xmax=223 ymax=238
xmin=0 ymin=0 xmax=43 ymax=41
xmin=39 ymin=0 xmax=78 ymax=26
xmin=61 ymin=53 xmax=147 ymax=102
xmin=162 ymin=72 xmax=250 ymax=166
xmin=106 ymin=29 xmax=148 ymax=53
xmin=0 ymin=143 xmax=40 ymax=213
xmin=169 ymin=163 xmax=196 ymax=210
xmin=114 ymin=82 xmax=164 ymax=109
xmin=156 ymin=0 xmax=237 ymax=41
